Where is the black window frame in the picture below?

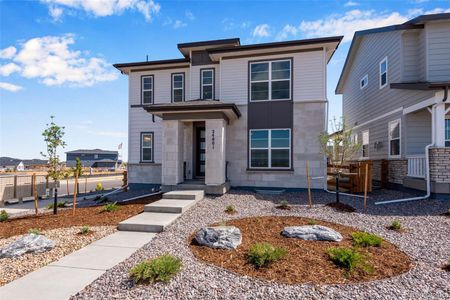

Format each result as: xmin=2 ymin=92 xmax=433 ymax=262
xmin=140 ymin=132 xmax=154 ymax=163
xmin=141 ymin=75 xmax=154 ymax=105
xmin=248 ymin=128 xmax=292 ymax=169
xmin=200 ymin=68 xmax=215 ymax=100
xmin=171 ymin=72 xmax=185 ymax=103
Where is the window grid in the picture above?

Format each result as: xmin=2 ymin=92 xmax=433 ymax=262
xmin=172 ymin=73 xmax=184 ymax=102
xmin=249 ymin=129 xmax=291 ymax=169
xmin=141 ymin=75 xmax=153 ymax=104
xmin=250 ymin=59 xmax=291 ymax=102
xmin=388 ymin=119 xmax=401 ymax=157
xmin=201 ymin=69 xmax=214 ymax=100
xmin=141 ymin=132 xmax=153 ymax=162
xmin=445 ymin=118 xmax=450 ymax=147
xmin=360 ymin=74 xmax=368 ymax=89
xmin=379 ymin=57 xmax=388 ymax=89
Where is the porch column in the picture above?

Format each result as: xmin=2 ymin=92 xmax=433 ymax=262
xmin=162 ymin=120 xmax=184 ymax=185
xmin=205 ymin=119 xmax=226 ymax=185
xmin=434 ymin=103 xmax=447 ymax=147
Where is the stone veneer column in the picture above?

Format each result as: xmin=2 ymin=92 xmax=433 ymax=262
xmin=162 ymin=120 xmax=184 ymax=185
xmin=205 ymin=119 xmax=226 ymax=186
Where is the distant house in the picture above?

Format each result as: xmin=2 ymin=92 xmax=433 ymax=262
xmin=0 ymin=157 xmax=48 ymax=171
xmin=65 ymin=149 xmax=119 ymax=169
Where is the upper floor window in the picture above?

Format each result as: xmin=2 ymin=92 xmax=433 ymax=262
xmin=141 ymin=132 xmax=154 ymax=162
xmin=362 ymin=130 xmax=369 ymax=158
xmin=250 ymin=59 xmax=291 ymax=102
xmin=360 ymin=74 xmax=368 ymax=90
xmin=445 ymin=118 xmax=450 ymax=147
xmin=249 ymin=129 xmax=291 ymax=169
xmin=379 ymin=57 xmax=388 ymax=89
xmin=141 ymin=75 xmax=154 ymax=104
xmin=172 ymin=73 xmax=184 ymax=102
xmin=201 ymin=69 xmax=214 ymax=100
xmin=388 ymin=119 xmax=401 ymax=157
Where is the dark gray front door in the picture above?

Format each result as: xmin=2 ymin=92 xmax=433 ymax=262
xmin=195 ymin=127 xmax=206 ymax=177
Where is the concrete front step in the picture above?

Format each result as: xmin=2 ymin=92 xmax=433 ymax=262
xmin=144 ymin=199 xmax=197 ymax=213
xmin=162 ymin=190 xmax=204 ymax=201
xmin=118 ymin=212 xmax=180 ymax=233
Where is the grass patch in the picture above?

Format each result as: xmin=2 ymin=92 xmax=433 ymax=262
xmin=388 ymin=220 xmax=402 ymax=231
xmin=0 ymin=210 xmax=8 ymax=222
xmin=247 ymin=242 xmax=287 ymax=268
xmin=224 ymin=205 xmax=237 ymax=214
xmin=129 ymin=254 xmax=182 ymax=284
xmin=351 ymin=232 xmax=382 ymax=247
xmin=307 ymin=219 xmax=317 ymax=225
xmin=103 ymin=202 xmax=119 ymax=212
xmin=46 ymin=201 xmax=67 ymax=210
xmin=28 ymin=228 xmax=42 ymax=235
xmin=327 ymin=247 xmax=372 ymax=274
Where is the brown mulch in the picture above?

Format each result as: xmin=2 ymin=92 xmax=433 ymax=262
xmin=189 ymin=216 xmax=411 ymax=285
xmin=326 ymin=202 xmax=356 ymax=212
xmin=0 ymin=198 xmax=157 ymax=238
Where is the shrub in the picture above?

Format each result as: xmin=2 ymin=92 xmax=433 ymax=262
xmin=79 ymin=226 xmax=91 ymax=235
xmin=96 ymin=183 xmax=104 ymax=191
xmin=389 ymin=220 xmax=402 ymax=231
xmin=351 ymin=232 xmax=382 ymax=247
xmin=224 ymin=205 xmax=236 ymax=214
xmin=327 ymin=247 xmax=372 ymax=273
xmin=307 ymin=220 xmax=317 ymax=225
xmin=28 ymin=228 xmax=42 ymax=235
xmin=0 ymin=210 xmax=8 ymax=222
xmin=103 ymin=202 xmax=119 ymax=212
xmin=278 ymin=200 xmax=290 ymax=209
xmin=129 ymin=254 xmax=182 ymax=284
xmin=247 ymin=242 xmax=287 ymax=268
xmin=46 ymin=201 xmax=67 ymax=209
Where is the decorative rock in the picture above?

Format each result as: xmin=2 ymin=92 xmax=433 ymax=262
xmin=0 ymin=233 xmax=55 ymax=258
xmin=281 ymin=225 xmax=343 ymax=242
xmin=195 ymin=226 xmax=242 ymax=250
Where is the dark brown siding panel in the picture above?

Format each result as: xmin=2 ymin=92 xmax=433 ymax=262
xmin=248 ymin=101 xmax=293 ymax=129
xmin=192 ymin=51 xmax=215 ymax=66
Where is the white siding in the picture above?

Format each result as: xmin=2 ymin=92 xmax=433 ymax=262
xmin=401 ymin=30 xmax=423 ymax=82
xmin=426 ymin=21 xmax=450 ymax=81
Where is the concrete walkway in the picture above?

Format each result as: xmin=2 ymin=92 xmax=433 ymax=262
xmin=0 ymin=190 xmax=204 ymax=300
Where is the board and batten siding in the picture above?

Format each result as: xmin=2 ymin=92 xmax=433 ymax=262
xmin=426 ymin=21 xmax=450 ymax=82
xmin=220 ymin=50 xmax=326 ymax=105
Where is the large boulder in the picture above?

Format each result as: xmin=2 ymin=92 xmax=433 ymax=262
xmin=195 ymin=226 xmax=242 ymax=250
xmin=282 ymin=225 xmax=343 ymax=242
xmin=0 ymin=233 xmax=55 ymax=258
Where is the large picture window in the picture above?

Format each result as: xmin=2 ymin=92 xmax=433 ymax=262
xmin=379 ymin=57 xmax=388 ymax=89
xmin=201 ymin=69 xmax=214 ymax=100
xmin=141 ymin=75 xmax=153 ymax=104
xmin=249 ymin=129 xmax=291 ymax=168
xmin=141 ymin=132 xmax=153 ymax=162
xmin=250 ymin=59 xmax=291 ymax=101
xmin=362 ymin=130 xmax=369 ymax=158
xmin=389 ymin=119 xmax=401 ymax=157
xmin=172 ymin=73 xmax=184 ymax=102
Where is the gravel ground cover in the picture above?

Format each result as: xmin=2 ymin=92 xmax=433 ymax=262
xmin=73 ymin=189 xmax=450 ymax=300
xmin=0 ymin=226 xmax=115 ymax=286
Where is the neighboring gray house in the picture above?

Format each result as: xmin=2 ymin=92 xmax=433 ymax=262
xmin=336 ymin=13 xmax=450 ymax=197
xmin=66 ymin=149 xmax=119 ymax=168
xmin=114 ymin=36 xmax=342 ymax=194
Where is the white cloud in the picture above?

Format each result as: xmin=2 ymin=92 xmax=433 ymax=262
xmin=0 ymin=46 xmax=17 ymax=59
xmin=252 ymin=24 xmax=270 ymax=38
xmin=222 ymin=18 xmax=251 ymax=31
xmin=344 ymin=1 xmax=359 ymax=7
xmin=0 ymin=63 xmax=21 ymax=76
xmin=185 ymin=10 xmax=195 ymax=21
xmin=2 ymin=34 xmax=117 ymax=87
xmin=49 ymin=5 xmax=63 ymax=21
xmin=276 ymin=24 xmax=298 ymax=40
xmin=173 ymin=20 xmax=187 ymax=29
xmin=0 ymin=82 xmax=23 ymax=92
xmin=41 ymin=0 xmax=160 ymax=21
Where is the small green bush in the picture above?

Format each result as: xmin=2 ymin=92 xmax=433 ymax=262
xmin=96 ymin=183 xmax=104 ymax=191
xmin=327 ymin=247 xmax=372 ymax=273
xmin=79 ymin=226 xmax=91 ymax=235
xmin=129 ymin=254 xmax=182 ymax=284
xmin=224 ymin=205 xmax=236 ymax=214
xmin=46 ymin=201 xmax=67 ymax=209
xmin=278 ymin=200 xmax=290 ymax=209
xmin=351 ymin=232 xmax=383 ymax=247
xmin=103 ymin=202 xmax=119 ymax=212
xmin=0 ymin=210 xmax=8 ymax=222
xmin=390 ymin=220 xmax=402 ymax=231
xmin=247 ymin=242 xmax=287 ymax=268
xmin=307 ymin=220 xmax=317 ymax=225
xmin=28 ymin=228 xmax=42 ymax=235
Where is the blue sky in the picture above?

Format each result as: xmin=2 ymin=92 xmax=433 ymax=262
xmin=1 ymin=0 xmax=449 ymax=161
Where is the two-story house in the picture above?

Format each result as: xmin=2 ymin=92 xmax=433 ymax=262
xmin=114 ymin=36 xmax=342 ymax=194
xmin=336 ymin=13 xmax=450 ymax=197
xmin=66 ymin=149 xmax=119 ymax=169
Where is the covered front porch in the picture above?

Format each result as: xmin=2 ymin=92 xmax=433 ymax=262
xmin=144 ymin=100 xmax=241 ymax=195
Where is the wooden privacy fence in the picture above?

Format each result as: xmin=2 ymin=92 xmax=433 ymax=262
xmin=0 ymin=175 xmax=57 ymax=207
xmin=327 ymin=161 xmax=373 ymax=193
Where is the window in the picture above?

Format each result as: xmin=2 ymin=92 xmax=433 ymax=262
xmin=94 ymin=154 xmax=98 ymax=159
xmin=201 ymin=69 xmax=214 ymax=100
xmin=379 ymin=57 xmax=388 ymax=89
xmin=172 ymin=73 xmax=184 ymax=102
xmin=141 ymin=132 xmax=153 ymax=162
xmin=362 ymin=130 xmax=369 ymax=158
xmin=350 ymin=133 xmax=358 ymax=145
xmin=360 ymin=74 xmax=368 ymax=89
xmin=250 ymin=59 xmax=291 ymax=101
xmin=249 ymin=129 xmax=291 ymax=168
xmin=141 ymin=75 xmax=153 ymax=104
xmin=445 ymin=118 xmax=450 ymax=147
xmin=388 ymin=119 xmax=401 ymax=157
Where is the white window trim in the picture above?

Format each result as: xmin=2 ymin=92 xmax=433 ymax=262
xmin=201 ymin=69 xmax=214 ymax=100
xmin=361 ymin=130 xmax=369 ymax=159
xmin=379 ymin=57 xmax=388 ymax=89
xmin=141 ymin=132 xmax=153 ymax=162
xmin=141 ymin=75 xmax=153 ymax=104
xmin=360 ymin=74 xmax=368 ymax=90
xmin=249 ymin=59 xmax=292 ymax=102
xmin=249 ymin=128 xmax=291 ymax=169
xmin=172 ymin=73 xmax=184 ymax=102
xmin=388 ymin=119 xmax=401 ymax=158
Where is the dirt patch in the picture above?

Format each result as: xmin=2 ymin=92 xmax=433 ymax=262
xmin=189 ymin=216 xmax=411 ymax=284
xmin=0 ymin=197 xmax=157 ymax=238
xmin=326 ymin=202 xmax=356 ymax=213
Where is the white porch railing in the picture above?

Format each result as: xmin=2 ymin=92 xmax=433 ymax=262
xmin=407 ymin=155 xmax=426 ymax=178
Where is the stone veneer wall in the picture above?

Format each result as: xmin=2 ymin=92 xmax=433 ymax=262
xmin=386 ymin=159 xmax=407 ymax=185
xmin=128 ymin=163 xmax=162 ymax=184
xmin=429 ymin=148 xmax=450 ymax=183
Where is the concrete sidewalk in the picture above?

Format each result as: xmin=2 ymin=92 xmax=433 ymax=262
xmin=0 ymin=232 xmax=155 ymax=300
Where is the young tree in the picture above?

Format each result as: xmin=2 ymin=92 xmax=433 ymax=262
xmin=41 ymin=116 xmax=66 ymax=214
xmin=73 ymin=157 xmax=83 ymax=194
xmin=63 ymin=168 xmax=71 ymax=196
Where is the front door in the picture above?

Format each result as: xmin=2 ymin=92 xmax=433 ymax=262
xmin=195 ymin=127 xmax=206 ymax=177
